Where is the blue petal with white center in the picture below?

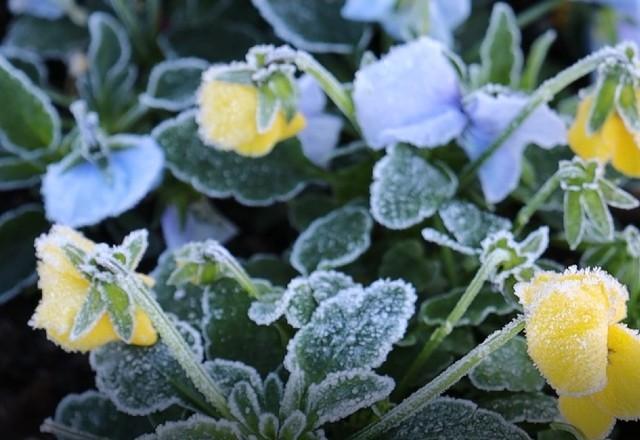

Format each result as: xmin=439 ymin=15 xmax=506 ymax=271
xmin=353 ymin=37 xmax=466 ymax=149
xmin=42 ymin=135 xmax=164 ymax=227
xmin=460 ymin=90 xmax=566 ymax=204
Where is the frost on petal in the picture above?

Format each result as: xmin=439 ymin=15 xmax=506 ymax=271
xmin=353 ymin=37 xmax=466 ymax=149
xmin=42 ymin=136 xmax=164 ymax=227
xmin=460 ymin=90 xmax=566 ymax=203
xmin=341 ymin=0 xmax=394 ymax=22
xmin=161 ymin=201 xmax=238 ymax=250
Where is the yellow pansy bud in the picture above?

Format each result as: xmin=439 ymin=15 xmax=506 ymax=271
xmin=197 ymin=68 xmax=306 ymax=158
xmin=516 ymin=267 xmax=640 ymax=440
xmin=29 ymin=225 xmax=157 ymax=352
xmin=568 ymin=95 xmax=640 ymax=178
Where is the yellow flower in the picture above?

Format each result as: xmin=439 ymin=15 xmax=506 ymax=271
xmin=30 ymin=225 xmax=157 ymax=352
xmin=516 ymin=267 xmax=640 ymax=440
xmin=568 ymin=95 xmax=640 ymax=177
xmin=197 ymin=72 xmax=306 ymax=158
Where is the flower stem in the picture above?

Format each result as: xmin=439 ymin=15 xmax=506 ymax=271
xmin=395 ymin=249 xmax=510 ymax=398
xmin=350 ymin=315 xmax=525 ymax=440
xmin=294 ymin=52 xmax=359 ymax=130
xmin=458 ymin=46 xmax=625 ymax=188
xmin=513 ymin=171 xmax=562 ymax=235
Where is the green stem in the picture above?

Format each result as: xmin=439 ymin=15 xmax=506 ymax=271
xmin=516 ymin=0 xmax=564 ymax=28
xmin=395 ymin=249 xmax=509 ymax=397
xmin=294 ymin=52 xmax=359 ymax=130
xmin=350 ymin=315 xmax=526 ymax=440
xmin=513 ymin=171 xmax=562 ymax=235
xmin=107 ymin=260 xmax=232 ymax=419
xmin=113 ymin=100 xmax=149 ymax=133
xmin=458 ymin=46 xmax=625 ymax=188
xmin=41 ymin=419 xmax=105 ymax=440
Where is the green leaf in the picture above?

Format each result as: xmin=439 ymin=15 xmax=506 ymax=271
xmin=141 ymin=414 xmax=243 ymax=440
xmin=90 ymin=320 xmax=203 ymax=415
xmin=306 ymin=370 xmax=394 ymax=428
xmin=480 ymin=2 xmax=523 ymax=87
xmin=87 ymin=12 xmax=131 ymax=93
xmin=378 ymin=239 xmax=446 ymax=293
xmin=0 ymin=155 xmax=44 ymax=190
xmin=4 ymin=16 xmax=88 ymax=58
xmin=520 ymin=29 xmax=556 ymax=91
xmin=53 ymin=390 xmax=153 ymax=440
xmin=290 ymin=205 xmax=372 ymax=274
xmin=153 ymin=111 xmax=318 ymax=206
xmin=469 ymin=336 xmax=545 ymax=392
xmin=285 ymin=279 xmax=416 ymax=383
xmin=587 ymin=70 xmax=619 ymax=134
xmin=251 ymin=0 xmax=370 ymax=54
xmin=288 ymin=193 xmax=339 ymax=231
xmin=564 ymin=190 xmax=584 ymax=250
xmin=244 ymin=254 xmax=297 ymax=287
xmin=70 ymin=285 xmax=107 ymax=341
xmin=0 ymin=205 xmax=48 ymax=304
xmin=370 ymin=144 xmax=457 ymax=230
xmin=202 ymin=278 xmax=284 ymax=375
xmin=257 ymin=83 xmax=280 ymax=133
xmin=421 ymin=288 xmax=515 ymax=327
xmin=0 ymin=55 xmax=60 ymax=156
xmin=616 ymin=78 xmax=640 ymax=132
xmin=141 ymin=58 xmax=208 ymax=112
xmin=101 ymin=282 xmax=135 ymax=342
xmin=481 ymin=392 xmax=559 ymax=424
xmin=203 ymin=359 xmax=263 ymax=400
xmin=382 ymin=397 xmax=531 ymax=440
xmin=119 ymin=229 xmax=148 ymax=270
xmin=279 ymin=411 xmax=307 ymax=440
xmin=598 ymin=178 xmax=639 ymax=209
xmin=228 ymin=382 xmax=261 ymax=432
xmin=439 ymin=200 xmax=511 ymax=248
xmin=581 ymin=188 xmax=613 ymax=241
xmin=1 ymin=46 xmax=48 ymax=85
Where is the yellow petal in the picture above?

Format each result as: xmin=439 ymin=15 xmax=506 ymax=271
xmin=589 ymin=324 xmax=640 ymax=420
xmin=559 ymin=395 xmax=615 ymax=440
xmin=568 ymin=96 xmax=613 ymax=162
xmin=281 ymin=112 xmax=307 ymax=139
xmin=601 ymin=115 xmax=640 ymax=177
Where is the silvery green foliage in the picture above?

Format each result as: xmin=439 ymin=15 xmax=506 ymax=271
xmin=139 ymin=414 xmax=244 ymax=440
xmin=285 ymin=279 xmax=416 ymax=383
xmin=153 ymin=111 xmax=319 ymax=206
xmin=52 ymin=390 xmax=153 ymax=440
xmin=481 ymin=393 xmax=559 ymax=424
xmin=3 ymin=15 xmax=88 ymax=59
xmin=421 ymin=288 xmax=515 ymax=327
xmin=1 ymin=46 xmax=47 ymax=86
xmin=290 ymin=206 xmax=373 ymax=274
xmin=90 ymin=320 xmax=204 ymax=415
xmin=469 ymin=336 xmax=545 ymax=392
xmin=249 ymin=270 xmax=358 ymax=327
xmin=141 ymin=58 xmax=209 ymax=111
xmin=370 ymin=144 xmax=457 ymax=229
xmin=251 ymin=0 xmax=370 ymax=54
xmin=379 ymin=397 xmax=531 ymax=440
xmin=0 ymin=54 xmax=60 ymax=156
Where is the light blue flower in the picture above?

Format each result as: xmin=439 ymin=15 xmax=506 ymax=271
xmin=341 ymin=0 xmax=470 ymax=46
xmin=42 ymin=135 xmax=164 ymax=227
xmin=161 ymin=200 xmax=238 ymax=249
xmin=353 ymin=37 xmax=567 ymax=203
xmin=9 ymin=0 xmax=65 ymax=19
xmin=297 ymin=74 xmax=343 ymax=167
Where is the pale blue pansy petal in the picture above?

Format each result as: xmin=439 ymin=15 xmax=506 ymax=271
xmin=460 ymin=91 xmax=566 ymax=203
xmin=618 ymin=19 xmax=640 ymax=43
xmin=297 ymin=74 xmax=326 ymax=116
xmin=341 ymin=0 xmax=395 ymax=22
xmin=161 ymin=201 xmax=238 ymax=249
xmin=353 ymin=37 xmax=466 ymax=149
xmin=584 ymin=0 xmax=640 ymax=17
xmin=9 ymin=0 xmax=65 ymax=19
xmin=428 ymin=0 xmax=471 ymax=46
xmin=42 ymin=136 xmax=164 ymax=227
xmin=298 ymin=114 xmax=343 ymax=167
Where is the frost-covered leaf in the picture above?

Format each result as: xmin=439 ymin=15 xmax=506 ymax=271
xmin=4 ymin=16 xmax=88 ymax=58
xmin=52 ymin=390 xmax=153 ymax=440
xmin=520 ymin=29 xmax=556 ymax=91
xmin=86 ymin=12 xmax=131 ymax=95
xmin=141 ymin=58 xmax=208 ymax=112
xmin=306 ymin=369 xmax=394 ymax=427
xmin=421 ymin=227 xmax=478 ymax=255
xmin=588 ymin=70 xmax=618 ymax=134
xmin=479 ymin=2 xmax=522 ymax=87
xmin=370 ymin=144 xmax=457 ymax=230
xmin=290 ymin=206 xmax=373 ymax=274
xmin=279 ymin=410 xmax=307 ymax=440
xmin=153 ymin=111 xmax=318 ymax=206
xmin=202 ymin=278 xmax=283 ymax=375
xmin=420 ymin=288 xmax=515 ymax=327
xmin=616 ymin=78 xmax=640 ymax=132
xmin=90 ymin=320 xmax=203 ymax=415
xmin=1 ymin=46 xmax=48 ymax=85
xmin=244 ymin=254 xmax=297 ymax=287
xmin=251 ymin=0 xmax=370 ymax=53
xmin=598 ymin=178 xmax=639 ymax=210
xmin=262 ymin=372 xmax=284 ymax=415
xmin=581 ymin=188 xmax=613 ymax=241
xmin=0 ymin=55 xmax=59 ymax=156
xmin=564 ymin=190 xmax=584 ymax=250
xmin=229 ymin=382 xmax=261 ymax=432
xmin=285 ymin=279 xmax=416 ymax=383
xmin=141 ymin=414 xmax=243 ymax=440
xmin=439 ymin=200 xmax=511 ymax=248
xmin=203 ymin=359 xmax=263 ymax=399
xmin=381 ymin=397 xmax=531 ymax=440
xmin=0 ymin=154 xmax=44 ymax=190
xmin=0 ymin=204 xmax=48 ymax=304
xmin=469 ymin=336 xmax=545 ymax=392
xmin=378 ymin=239 xmax=445 ymax=293
xmin=288 ymin=193 xmax=339 ymax=231
xmin=481 ymin=392 xmax=559 ymax=424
